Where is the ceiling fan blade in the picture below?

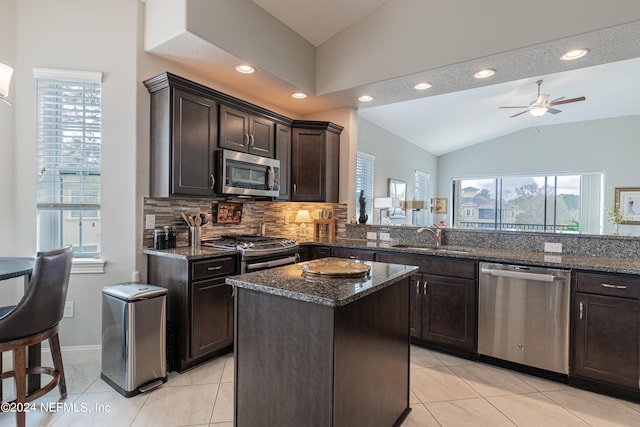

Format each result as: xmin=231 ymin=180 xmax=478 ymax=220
xmin=499 ymin=106 xmax=530 ymax=109
xmin=547 ymin=107 xmax=562 ymax=114
xmin=509 ymin=110 xmax=530 ymax=118
xmin=550 ymin=96 xmax=564 ymax=103
xmin=550 ymin=96 xmax=586 ymax=106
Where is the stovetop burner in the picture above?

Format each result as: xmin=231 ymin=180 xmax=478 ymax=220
xmin=201 ymin=234 xmax=297 ymax=255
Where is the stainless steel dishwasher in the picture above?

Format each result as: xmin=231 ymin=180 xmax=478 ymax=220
xmin=478 ymin=262 xmax=571 ymax=375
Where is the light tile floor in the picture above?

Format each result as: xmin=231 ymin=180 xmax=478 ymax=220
xmin=1 ymin=345 xmax=639 ymax=426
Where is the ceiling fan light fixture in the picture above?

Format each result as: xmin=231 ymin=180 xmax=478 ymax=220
xmin=414 ymin=82 xmax=432 ymax=90
xmin=529 ymin=105 xmax=548 ymax=117
xmin=474 ymin=68 xmax=496 ymax=79
xmin=561 ymin=48 xmax=590 ymax=61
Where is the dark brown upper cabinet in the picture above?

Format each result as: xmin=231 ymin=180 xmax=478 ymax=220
xmin=144 ymin=76 xmax=218 ymax=197
xmin=291 ymin=121 xmax=343 ymax=203
xmin=219 ymin=105 xmax=275 ymax=157
xmin=275 ymin=123 xmax=292 ymax=200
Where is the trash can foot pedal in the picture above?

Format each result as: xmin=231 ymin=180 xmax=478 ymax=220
xmin=139 ymin=379 xmax=164 ymax=393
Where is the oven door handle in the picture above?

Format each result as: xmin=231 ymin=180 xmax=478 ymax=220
xmin=246 ymin=255 xmax=298 ymax=271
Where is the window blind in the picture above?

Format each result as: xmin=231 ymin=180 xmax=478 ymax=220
xmin=356 ymin=151 xmax=375 ymax=224
xmin=414 ymin=170 xmax=431 ymax=225
xmin=35 ymin=69 xmax=102 ymax=209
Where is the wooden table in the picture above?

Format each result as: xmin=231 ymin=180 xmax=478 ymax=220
xmin=0 ymin=257 xmax=39 ymax=393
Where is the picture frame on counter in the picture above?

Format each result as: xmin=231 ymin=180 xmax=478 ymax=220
xmin=615 ymin=187 xmax=640 ymax=225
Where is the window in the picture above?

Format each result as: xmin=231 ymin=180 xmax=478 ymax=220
xmin=452 ymin=173 xmax=602 ymax=233
xmin=414 ymin=170 xmax=430 ymax=225
xmin=355 ymin=151 xmax=375 ymax=224
xmin=35 ymin=68 xmax=102 ymax=258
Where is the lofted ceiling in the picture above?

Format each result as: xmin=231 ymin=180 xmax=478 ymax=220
xmin=146 ymin=1 xmax=640 ymax=156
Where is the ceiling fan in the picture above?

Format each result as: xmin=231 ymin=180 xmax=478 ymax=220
xmin=500 ymin=79 xmax=586 ymax=118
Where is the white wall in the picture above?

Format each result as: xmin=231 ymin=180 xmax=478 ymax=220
xmin=437 ymin=115 xmax=640 ymax=235
xmin=358 ymin=117 xmax=438 ymax=225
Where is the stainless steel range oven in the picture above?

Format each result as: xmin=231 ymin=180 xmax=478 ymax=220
xmin=202 ymin=235 xmax=299 ymax=273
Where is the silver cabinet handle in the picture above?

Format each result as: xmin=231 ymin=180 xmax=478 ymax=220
xmin=601 ymin=283 xmax=627 ymax=289
xmin=207 ymin=266 xmax=223 ymax=271
xmin=293 ymin=183 xmax=297 ymax=194
xmin=424 ymin=281 xmax=428 ymax=295
xmin=415 ymin=280 xmax=420 ymax=293
xmin=579 ymin=301 xmax=583 ymax=320
xmin=244 ymin=133 xmax=250 ymax=146
xmin=209 ymin=174 xmax=215 ymax=190
xmin=249 ymin=134 xmax=255 ymax=146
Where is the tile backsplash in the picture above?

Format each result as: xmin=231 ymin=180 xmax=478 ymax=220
xmin=143 ymin=197 xmax=348 ymax=248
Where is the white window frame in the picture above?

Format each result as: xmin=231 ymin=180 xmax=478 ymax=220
xmin=356 ymin=151 xmax=375 ymax=224
xmin=34 ymin=67 xmax=105 ymax=271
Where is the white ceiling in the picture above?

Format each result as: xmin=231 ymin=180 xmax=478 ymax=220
xmin=155 ymin=2 xmax=640 ymax=156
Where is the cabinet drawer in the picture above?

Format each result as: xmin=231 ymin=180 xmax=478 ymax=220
xmin=377 ymin=252 xmax=477 ymax=280
xmin=575 ymin=271 xmax=640 ymax=299
xmin=192 ymin=256 xmax=237 ymax=281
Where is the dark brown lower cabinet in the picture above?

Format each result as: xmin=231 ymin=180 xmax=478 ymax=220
xmin=378 ymin=251 xmax=478 ymax=353
xmin=331 ymin=247 xmax=376 ymax=261
xmin=572 ymin=292 xmax=640 ymax=390
xmin=191 ymin=280 xmax=234 ymax=359
xmin=147 ymin=254 xmax=238 ymax=372
xmin=409 ymin=273 xmax=476 ymax=351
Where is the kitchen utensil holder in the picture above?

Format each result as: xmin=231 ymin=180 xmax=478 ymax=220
xmin=188 ymin=226 xmax=201 ymax=247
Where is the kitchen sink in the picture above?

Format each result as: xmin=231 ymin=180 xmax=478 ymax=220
xmin=391 ymin=244 xmax=471 ymax=255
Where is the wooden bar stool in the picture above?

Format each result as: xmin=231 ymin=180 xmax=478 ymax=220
xmin=0 ymin=246 xmax=73 ymax=427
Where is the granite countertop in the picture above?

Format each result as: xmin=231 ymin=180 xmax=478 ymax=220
xmin=226 ymin=259 xmax=418 ymax=307
xmin=143 ymin=246 xmax=239 ymax=260
xmin=304 ymin=239 xmax=640 ymax=275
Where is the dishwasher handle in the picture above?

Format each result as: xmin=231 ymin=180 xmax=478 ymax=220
xmin=480 ymin=268 xmax=557 ymax=282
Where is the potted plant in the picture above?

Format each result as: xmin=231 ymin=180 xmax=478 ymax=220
xmin=605 ymin=204 xmax=622 ymax=234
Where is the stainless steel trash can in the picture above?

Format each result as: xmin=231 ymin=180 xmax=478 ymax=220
xmin=101 ymin=282 xmax=168 ymax=397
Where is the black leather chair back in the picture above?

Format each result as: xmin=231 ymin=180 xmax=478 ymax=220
xmin=0 ymin=246 xmax=73 ymax=341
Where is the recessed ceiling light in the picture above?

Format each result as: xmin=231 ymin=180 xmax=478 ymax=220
xmin=474 ymin=68 xmax=496 ymax=79
xmin=414 ymin=82 xmax=432 ymax=90
xmin=358 ymin=95 xmax=374 ymax=102
xmin=291 ymin=91 xmax=307 ymax=99
xmin=235 ymin=64 xmax=255 ymax=74
xmin=561 ymin=48 xmax=590 ymax=61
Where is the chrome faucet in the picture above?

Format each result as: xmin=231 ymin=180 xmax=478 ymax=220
xmin=416 ymin=226 xmax=442 ymax=246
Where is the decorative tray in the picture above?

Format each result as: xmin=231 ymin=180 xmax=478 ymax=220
xmin=301 ymin=258 xmax=371 ymax=278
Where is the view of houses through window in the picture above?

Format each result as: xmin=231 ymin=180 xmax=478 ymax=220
xmin=452 ymin=174 xmax=602 ymax=233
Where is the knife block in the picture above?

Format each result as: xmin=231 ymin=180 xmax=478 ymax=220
xmin=313 ymin=219 xmax=336 ymax=243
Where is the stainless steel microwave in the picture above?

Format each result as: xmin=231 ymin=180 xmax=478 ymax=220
xmin=215 ymin=149 xmax=280 ymax=197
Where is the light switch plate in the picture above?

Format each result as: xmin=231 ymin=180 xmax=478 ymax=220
xmin=366 ymin=232 xmax=377 ymax=240
xmin=544 ymin=242 xmax=562 ymax=253
xmin=145 ymin=214 xmax=155 ymax=229
xmin=63 ymin=301 xmax=74 ymax=318
xmin=379 ymin=232 xmax=391 ymax=241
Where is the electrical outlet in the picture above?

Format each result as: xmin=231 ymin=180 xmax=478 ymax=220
xmin=63 ymin=301 xmax=74 ymax=318
xmin=145 ymin=214 xmax=155 ymax=229
xmin=379 ymin=232 xmax=391 ymax=241
xmin=544 ymin=242 xmax=563 ymax=253
xmin=366 ymin=232 xmax=377 ymax=240
xmin=132 ymin=271 xmax=141 ymax=282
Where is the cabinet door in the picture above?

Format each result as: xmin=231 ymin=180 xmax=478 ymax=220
xmin=573 ymin=293 xmax=640 ymax=389
xmin=248 ymin=115 xmax=275 ymax=157
xmin=421 ymin=274 xmax=476 ymax=351
xmin=409 ymin=275 xmax=423 ymax=337
xmin=312 ymin=246 xmax=332 ymax=259
xmin=219 ymin=105 xmax=249 ymax=152
xmin=275 ymin=124 xmax=291 ymax=200
xmin=292 ymin=128 xmax=325 ymax=201
xmin=191 ymin=280 xmax=234 ymax=359
xmin=171 ymin=89 xmax=217 ymax=196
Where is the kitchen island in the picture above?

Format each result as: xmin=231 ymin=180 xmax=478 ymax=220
xmin=226 ymin=258 xmax=418 ymax=427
